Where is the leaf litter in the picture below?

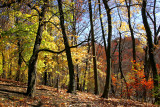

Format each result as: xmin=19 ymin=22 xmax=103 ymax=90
xmin=0 ymin=78 xmax=157 ymax=107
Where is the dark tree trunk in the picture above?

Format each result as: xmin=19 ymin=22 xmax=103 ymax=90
xmin=119 ymin=34 xmax=130 ymax=99
xmin=98 ymin=0 xmax=107 ymax=68
xmin=143 ymin=46 xmax=151 ymax=101
xmin=56 ymin=74 xmax=60 ymax=92
xmin=76 ymin=64 xmax=80 ymax=90
xmin=43 ymin=56 xmax=47 ymax=86
xmin=99 ymin=0 xmax=115 ymax=96
xmin=44 ymin=71 xmax=47 ymax=85
xmin=1 ymin=51 xmax=6 ymax=78
xmin=111 ymin=79 xmax=115 ymax=95
xmin=142 ymin=0 xmax=160 ymax=104
xmin=125 ymin=0 xmax=138 ymax=99
xmin=117 ymin=8 xmax=130 ymax=98
xmin=153 ymin=0 xmax=158 ymax=45
xmin=82 ymin=33 xmax=91 ymax=91
xmin=88 ymin=0 xmax=99 ymax=95
xmin=26 ymin=0 xmax=48 ymax=97
xmin=15 ymin=18 xmax=23 ymax=82
xmin=8 ymin=60 xmax=12 ymax=79
xmin=57 ymin=0 xmax=75 ymax=94
xmin=16 ymin=37 xmax=22 ymax=81
xmin=101 ymin=0 xmax=112 ymax=99
xmin=125 ymin=0 xmax=136 ymax=62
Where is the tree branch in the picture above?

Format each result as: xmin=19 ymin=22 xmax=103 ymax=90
xmin=37 ymin=39 xmax=89 ymax=54
xmin=156 ymin=25 xmax=160 ymax=36
xmin=0 ymin=0 xmax=20 ymax=8
xmin=43 ymin=21 xmax=60 ymax=30
xmin=27 ymin=4 xmax=40 ymax=15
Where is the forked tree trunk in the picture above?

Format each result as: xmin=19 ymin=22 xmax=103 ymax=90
xmin=26 ymin=0 xmax=48 ymax=97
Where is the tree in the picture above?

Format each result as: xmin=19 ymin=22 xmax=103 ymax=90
xmin=26 ymin=0 xmax=49 ymax=97
xmin=141 ymin=0 xmax=160 ymax=104
xmin=57 ymin=0 xmax=75 ymax=94
xmin=15 ymin=17 xmax=23 ymax=82
xmin=101 ymin=0 xmax=112 ymax=99
xmin=88 ymin=0 xmax=99 ymax=95
xmin=117 ymin=6 xmax=129 ymax=98
xmin=125 ymin=0 xmax=136 ymax=62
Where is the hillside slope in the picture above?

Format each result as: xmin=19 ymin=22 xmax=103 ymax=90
xmin=0 ymin=78 xmax=157 ymax=107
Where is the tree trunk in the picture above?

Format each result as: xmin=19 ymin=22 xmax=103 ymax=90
xmin=8 ymin=59 xmax=12 ymax=79
xmin=16 ymin=37 xmax=22 ymax=81
xmin=82 ymin=33 xmax=91 ymax=91
xmin=1 ymin=51 xmax=6 ymax=78
xmin=44 ymin=71 xmax=47 ymax=85
xmin=101 ymin=0 xmax=112 ymax=99
xmin=26 ymin=0 xmax=48 ymax=97
xmin=153 ymin=0 xmax=158 ymax=45
xmin=88 ymin=0 xmax=99 ymax=95
xmin=143 ymin=46 xmax=151 ymax=101
xmin=142 ymin=0 xmax=160 ymax=104
xmin=125 ymin=0 xmax=136 ymax=62
xmin=76 ymin=64 xmax=80 ymax=90
xmin=57 ymin=0 xmax=75 ymax=94
xmin=15 ymin=18 xmax=23 ymax=81
xmin=117 ymin=7 xmax=130 ymax=98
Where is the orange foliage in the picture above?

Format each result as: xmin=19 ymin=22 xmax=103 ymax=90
xmin=111 ymin=74 xmax=117 ymax=86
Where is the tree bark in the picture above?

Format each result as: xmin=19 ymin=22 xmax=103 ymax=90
xmin=117 ymin=6 xmax=130 ymax=99
xmin=82 ymin=32 xmax=91 ymax=91
xmin=143 ymin=46 xmax=151 ymax=101
xmin=125 ymin=0 xmax=139 ymax=99
xmin=101 ymin=0 xmax=112 ymax=99
xmin=153 ymin=0 xmax=158 ymax=45
xmin=26 ymin=0 xmax=48 ymax=97
xmin=57 ymin=0 xmax=75 ymax=93
xmin=15 ymin=18 xmax=23 ymax=81
xmin=125 ymin=0 xmax=136 ymax=62
xmin=16 ymin=38 xmax=22 ymax=81
xmin=142 ymin=0 xmax=160 ymax=104
xmin=88 ymin=0 xmax=99 ymax=95
xmin=1 ymin=51 xmax=6 ymax=78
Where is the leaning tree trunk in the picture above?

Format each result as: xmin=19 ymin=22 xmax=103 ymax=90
xmin=57 ymin=0 xmax=75 ymax=93
xmin=125 ymin=0 xmax=139 ymax=99
xmin=26 ymin=0 xmax=48 ymax=97
xmin=101 ymin=0 xmax=112 ymax=99
xmin=88 ymin=0 xmax=99 ymax=95
xmin=117 ymin=6 xmax=130 ymax=99
xmin=142 ymin=0 xmax=160 ymax=104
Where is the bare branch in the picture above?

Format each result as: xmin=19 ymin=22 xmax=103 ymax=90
xmin=43 ymin=21 xmax=60 ymax=30
xmin=37 ymin=39 xmax=89 ymax=54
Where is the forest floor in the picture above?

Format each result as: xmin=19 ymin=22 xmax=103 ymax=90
xmin=0 ymin=78 xmax=158 ymax=107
